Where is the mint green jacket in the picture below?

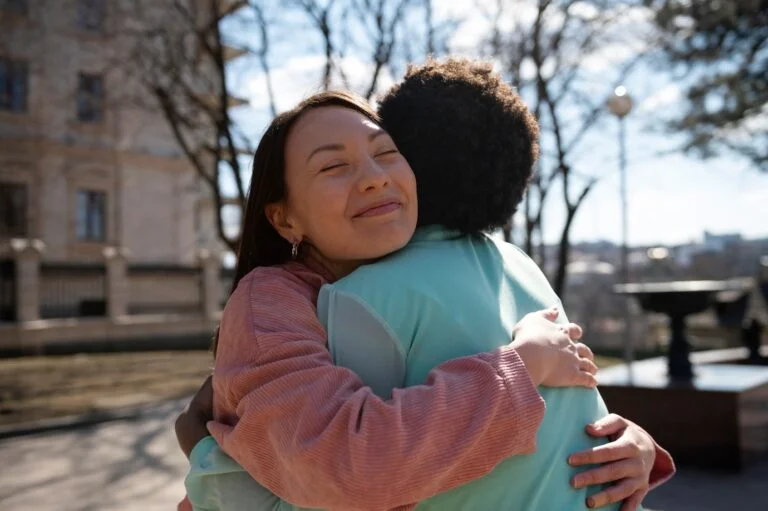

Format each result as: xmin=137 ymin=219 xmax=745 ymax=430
xmin=186 ymin=227 xmax=630 ymax=511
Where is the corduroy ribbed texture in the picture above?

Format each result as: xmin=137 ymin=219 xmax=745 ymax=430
xmin=207 ymin=263 xmax=547 ymax=510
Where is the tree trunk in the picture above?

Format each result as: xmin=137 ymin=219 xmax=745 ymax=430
xmin=524 ymin=190 xmax=535 ymax=256
xmin=553 ymin=208 xmax=576 ymax=296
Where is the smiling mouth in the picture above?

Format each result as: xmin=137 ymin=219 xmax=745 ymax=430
xmin=354 ymin=201 xmax=402 ymax=218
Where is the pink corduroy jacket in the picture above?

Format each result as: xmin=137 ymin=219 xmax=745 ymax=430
xmin=180 ymin=262 xmax=673 ymax=511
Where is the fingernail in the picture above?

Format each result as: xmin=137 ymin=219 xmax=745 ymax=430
xmin=568 ymin=455 xmax=577 ymax=465
xmin=572 ymin=476 xmax=583 ymax=488
xmin=586 ymin=497 xmax=595 ymax=508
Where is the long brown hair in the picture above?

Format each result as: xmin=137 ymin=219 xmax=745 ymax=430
xmin=212 ymin=90 xmax=380 ymax=356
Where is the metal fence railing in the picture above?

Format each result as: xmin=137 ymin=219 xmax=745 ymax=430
xmin=127 ymin=264 xmax=202 ymax=315
xmin=40 ymin=262 xmax=107 ymax=319
xmin=0 ymin=259 xmax=16 ymax=322
xmin=220 ymin=267 xmax=235 ymax=309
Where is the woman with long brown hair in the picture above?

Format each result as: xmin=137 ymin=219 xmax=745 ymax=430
xmin=178 ymin=89 xmax=602 ymax=510
xmin=179 ymin=78 xmax=672 ymax=510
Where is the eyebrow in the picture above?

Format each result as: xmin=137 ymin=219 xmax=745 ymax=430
xmin=368 ymin=129 xmax=386 ymax=142
xmin=306 ymin=143 xmax=344 ymax=163
xmin=305 ymin=129 xmax=388 ymax=163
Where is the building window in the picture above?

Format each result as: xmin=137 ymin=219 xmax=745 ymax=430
xmin=76 ymin=190 xmax=106 ymax=242
xmin=0 ymin=182 xmax=27 ymax=237
xmin=76 ymin=0 xmax=105 ymax=32
xmin=0 ymin=0 xmax=28 ymax=17
xmin=0 ymin=58 xmax=28 ymax=113
xmin=77 ymin=73 xmax=103 ymax=122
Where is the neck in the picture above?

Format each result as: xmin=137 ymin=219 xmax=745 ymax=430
xmin=302 ymin=246 xmax=363 ymax=282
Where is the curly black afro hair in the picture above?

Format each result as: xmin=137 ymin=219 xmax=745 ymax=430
xmin=378 ymin=57 xmax=539 ymax=235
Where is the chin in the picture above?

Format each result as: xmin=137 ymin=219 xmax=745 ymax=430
xmin=366 ymin=230 xmax=413 ymax=258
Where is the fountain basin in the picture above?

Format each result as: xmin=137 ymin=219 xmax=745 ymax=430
xmin=598 ymin=347 xmax=768 ymax=470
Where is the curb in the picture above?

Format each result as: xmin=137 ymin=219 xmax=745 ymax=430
xmin=0 ymin=398 xmax=186 ymax=440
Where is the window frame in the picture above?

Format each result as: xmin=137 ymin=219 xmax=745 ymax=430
xmin=76 ymin=189 xmax=107 ymax=242
xmin=75 ymin=0 xmax=106 ymax=33
xmin=76 ymin=73 xmax=104 ymax=123
xmin=0 ymin=181 xmax=28 ymax=238
xmin=0 ymin=57 xmax=29 ymax=113
xmin=0 ymin=0 xmax=28 ymax=17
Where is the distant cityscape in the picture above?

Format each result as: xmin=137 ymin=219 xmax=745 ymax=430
xmin=565 ymin=231 xmax=768 ymax=283
xmin=546 ymin=231 xmax=768 ymax=352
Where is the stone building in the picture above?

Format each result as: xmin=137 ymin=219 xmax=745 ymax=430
xmin=0 ymin=0 xmax=221 ymax=264
xmin=0 ymin=0 xmax=240 ymax=350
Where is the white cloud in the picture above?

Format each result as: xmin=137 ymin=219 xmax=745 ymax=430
xmin=637 ymin=83 xmax=682 ymax=113
xmin=241 ymin=53 xmax=402 ymax=113
xmin=579 ymin=44 xmax=635 ymax=72
xmin=222 ymin=1 xmax=768 ymax=246
xmin=242 ymin=54 xmax=327 ymax=113
xmin=717 ymin=103 xmax=768 ymax=143
xmin=439 ymin=0 xmax=538 ymax=53
xmin=569 ymin=1 xmax=599 ymax=21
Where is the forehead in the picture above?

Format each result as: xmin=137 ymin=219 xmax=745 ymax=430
xmin=288 ymin=106 xmax=382 ymax=152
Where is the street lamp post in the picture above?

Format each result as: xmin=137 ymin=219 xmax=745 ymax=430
xmin=607 ymin=86 xmax=634 ymax=372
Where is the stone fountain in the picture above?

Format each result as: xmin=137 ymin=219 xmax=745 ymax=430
xmin=598 ymin=275 xmax=768 ymax=470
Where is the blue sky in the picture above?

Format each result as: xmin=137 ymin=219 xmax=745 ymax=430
xmin=222 ymin=0 xmax=767 ymax=247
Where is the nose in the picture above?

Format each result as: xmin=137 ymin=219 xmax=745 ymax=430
xmin=356 ymin=156 xmax=390 ymax=192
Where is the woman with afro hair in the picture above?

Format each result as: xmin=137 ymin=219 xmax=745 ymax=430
xmin=178 ymin=58 xmax=674 ymax=511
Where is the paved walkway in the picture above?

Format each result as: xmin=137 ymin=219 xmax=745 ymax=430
xmin=643 ymin=459 xmax=768 ymax=511
xmin=0 ymin=399 xmax=190 ymax=511
xmin=0 ymin=397 xmax=765 ymax=511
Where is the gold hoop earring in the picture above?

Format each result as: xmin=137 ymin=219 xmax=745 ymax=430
xmin=291 ymin=240 xmax=300 ymax=259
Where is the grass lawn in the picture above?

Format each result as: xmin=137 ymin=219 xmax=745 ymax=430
xmin=594 ymin=355 xmax=623 ymax=369
xmin=0 ymin=351 xmax=213 ymax=427
xmin=0 ymin=350 xmax=624 ymax=428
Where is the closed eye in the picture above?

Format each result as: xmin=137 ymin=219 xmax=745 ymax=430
xmin=319 ymin=162 xmax=348 ymax=172
xmin=374 ymin=149 xmax=399 ymax=157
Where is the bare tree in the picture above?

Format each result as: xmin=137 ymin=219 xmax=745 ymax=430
xmin=109 ymin=0 xmax=442 ymax=253
xmin=352 ymin=0 xmax=413 ymax=99
xmin=292 ymin=0 xmax=338 ymax=90
xmin=482 ymin=0 xmax=646 ymax=295
xmin=291 ymin=0 xmax=438 ymax=98
xmin=113 ymin=0 xmax=271 ymax=253
xmin=401 ymin=0 xmax=457 ymax=65
xmin=252 ymin=3 xmax=279 ymax=117
xmin=645 ymin=0 xmax=767 ymax=172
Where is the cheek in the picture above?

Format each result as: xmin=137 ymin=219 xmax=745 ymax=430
xmin=297 ymin=179 xmax=352 ymax=234
xmin=393 ymin=163 xmax=418 ymax=210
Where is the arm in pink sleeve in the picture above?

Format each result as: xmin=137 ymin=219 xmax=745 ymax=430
xmin=648 ymin=440 xmax=675 ymax=490
xmin=176 ymin=496 xmax=192 ymax=511
xmin=208 ymin=268 xmax=545 ymax=511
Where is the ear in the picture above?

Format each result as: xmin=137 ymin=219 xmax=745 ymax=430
xmin=265 ymin=201 xmax=301 ymax=244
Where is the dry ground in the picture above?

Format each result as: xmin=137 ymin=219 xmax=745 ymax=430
xmin=0 ymin=351 xmax=622 ymax=427
xmin=0 ymin=351 xmax=213 ymax=427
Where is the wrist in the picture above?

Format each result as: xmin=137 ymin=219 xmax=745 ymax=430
xmin=511 ymin=341 xmax=544 ymax=386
